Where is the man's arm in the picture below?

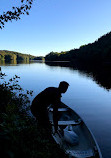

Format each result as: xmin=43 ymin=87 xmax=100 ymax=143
xmin=53 ymin=102 xmax=59 ymax=132
xmin=53 ymin=97 xmax=62 ymax=133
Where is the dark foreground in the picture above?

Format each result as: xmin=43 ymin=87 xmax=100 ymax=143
xmin=0 ymin=75 xmax=68 ymax=158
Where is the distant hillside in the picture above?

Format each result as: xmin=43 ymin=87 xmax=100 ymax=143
xmin=45 ymin=31 xmax=111 ymax=64
xmin=0 ymin=50 xmax=44 ymax=61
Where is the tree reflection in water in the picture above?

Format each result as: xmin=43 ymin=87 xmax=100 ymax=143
xmin=45 ymin=61 xmax=111 ymax=91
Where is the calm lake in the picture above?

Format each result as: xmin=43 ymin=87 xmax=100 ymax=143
xmin=1 ymin=60 xmax=111 ymax=158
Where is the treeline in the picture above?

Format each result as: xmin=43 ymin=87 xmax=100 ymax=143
xmin=0 ymin=50 xmax=44 ymax=61
xmin=45 ymin=31 xmax=111 ymax=64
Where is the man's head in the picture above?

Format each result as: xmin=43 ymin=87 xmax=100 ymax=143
xmin=58 ymin=81 xmax=69 ymax=93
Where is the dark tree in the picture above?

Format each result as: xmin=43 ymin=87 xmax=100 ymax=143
xmin=5 ymin=55 xmax=12 ymax=61
xmin=0 ymin=0 xmax=34 ymax=29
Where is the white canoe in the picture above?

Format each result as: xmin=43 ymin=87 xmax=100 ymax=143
xmin=48 ymin=102 xmax=103 ymax=158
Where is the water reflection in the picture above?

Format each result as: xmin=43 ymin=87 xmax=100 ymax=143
xmin=45 ymin=61 xmax=111 ymax=91
xmin=0 ymin=60 xmax=29 ymax=65
xmin=1 ymin=60 xmax=111 ymax=91
xmin=0 ymin=60 xmax=44 ymax=66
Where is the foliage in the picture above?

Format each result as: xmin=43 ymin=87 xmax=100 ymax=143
xmin=45 ymin=31 xmax=111 ymax=64
xmin=0 ymin=0 xmax=34 ymax=29
xmin=33 ymin=56 xmax=45 ymax=60
xmin=0 ymin=73 xmax=68 ymax=158
xmin=0 ymin=50 xmax=44 ymax=61
xmin=45 ymin=51 xmax=70 ymax=61
xmin=5 ymin=55 xmax=12 ymax=61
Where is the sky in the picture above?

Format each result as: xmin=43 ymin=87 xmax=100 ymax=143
xmin=0 ymin=0 xmax=111 ymax=56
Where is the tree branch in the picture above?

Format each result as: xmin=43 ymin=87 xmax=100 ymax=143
xmin=0 ymin=0 xmax=34 ymax=29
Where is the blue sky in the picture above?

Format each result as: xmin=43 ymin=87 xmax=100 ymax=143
xmin=0 ymin=0 xmax=111 ymax=56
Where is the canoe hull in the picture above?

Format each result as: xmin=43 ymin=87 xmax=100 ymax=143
xmin=48 ymin=102 xmax=102 ymax=158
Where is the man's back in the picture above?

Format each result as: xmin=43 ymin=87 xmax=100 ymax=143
xmin=32 ymin=87 xmax=61 ymax=107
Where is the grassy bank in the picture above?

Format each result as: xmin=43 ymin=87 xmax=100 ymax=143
xmin=0 ymin=73 xmax=68 ymax=158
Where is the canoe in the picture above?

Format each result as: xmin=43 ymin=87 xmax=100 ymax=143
xmin=48 ymin=102 xmax=102 ymax=158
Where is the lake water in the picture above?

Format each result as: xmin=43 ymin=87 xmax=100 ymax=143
xmin=1 ymin=60 xmax=111 ymax=158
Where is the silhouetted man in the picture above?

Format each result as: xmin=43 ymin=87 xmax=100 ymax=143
xmin=31 ymin=81 xmax=69 ymax=132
